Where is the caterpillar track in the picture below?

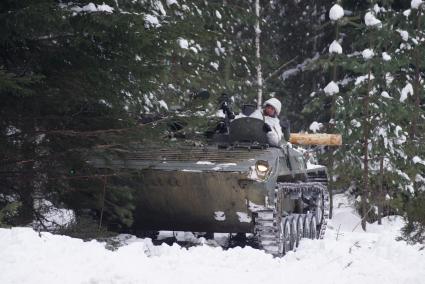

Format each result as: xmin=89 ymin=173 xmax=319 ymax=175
xmin=254 ymin=182 xmax=330 ymax=257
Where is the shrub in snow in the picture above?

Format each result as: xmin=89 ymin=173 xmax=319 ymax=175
xmin=401 ymin=192 xmax=425 ymax=244
xmin=397 ymin=30 xmax=409 ymax=41
xmin=309 ymin=121 xmax=323 ymax=133
xmin=404 ymin=9 xmax=412 ymax=17
xmin=158 ymin=100 xmax=168 ymax=110
xmin=362 ymin=49 xmax=375 ymax=60
xmin=382 ymin=52 xmax=392 ymax=61
xmin=365 ymin=12 xmax=382 ymax=28
xmin=351 ymin=119 xmax=361 ymax=127
xmin=71 ymin=3 xmax=114 ymax=13
xmin=0 ymin=201 xmax=21 ymax=227
xmin=177 ymin=38 xmax=189 ymax=49
xmin=413 ymin=156 xmax=425 ymax=165
xmin=145 ymin=15 xmax=160 ymax=28
xmin=373 ymin=4 xmax=384 ymax=14
xmin=329 ymin=4 xmax=344 ymax=21
xmin=215 ymin=10 xmax=222 ymax=19
xmin=381 ymin=91 xmax=391 ymax=99
xmin=166 ymin=0 xmax=178 ymax=6
xmin=355 ymin=74 xmax=375 ymax=86
xmin=32 ymin=199 xmax=75 ymax=231
xmin=210 ymin=62 xmax=219 ymax=70
xmin=97 ymin=4 xmax=114 ymax=13
xmin=154 ymin=0 xmax=166 ymax=15
xmin=5 ymin=125 xmax=21 ymax=136
xmin=323 ymin=81 xmax=339 ymax=96
xmin=324 ymin=81 xmax=339 ymax=96
xmin=329 ymin=40 xmax=343 ymax=54
xmin=400 ymin=83 xmax=413 ymax=102
xmin=411 ymin=0 xmax=424 ymax=9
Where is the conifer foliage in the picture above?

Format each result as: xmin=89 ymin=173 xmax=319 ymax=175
xmin=308 ymin=0 xmax=425 ymax=239
xmin=0 ymin=0 xmax=170 ymax=232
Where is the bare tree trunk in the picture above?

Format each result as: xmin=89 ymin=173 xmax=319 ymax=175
xmin=410 ymin=10 xmax=422 ymax=139
xmin=327 ymin=22 xmax=341 ymax=219
xmin=224 ymin=49 xmax=232 ymax=90
xmin=327 ymin=154 xmax=334 ymax=219
xmin=378 ymin=155 xmax=384 ymax=225
xmin=361 ymin=65 xmax=372 ymax=231
xmin=255 ymin=0 xmax=263 ymax=108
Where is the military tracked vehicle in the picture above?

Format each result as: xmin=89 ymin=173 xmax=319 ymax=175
xmin=90 ymin=110 xmax=334 ymax=256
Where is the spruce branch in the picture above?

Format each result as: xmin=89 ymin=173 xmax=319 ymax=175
xmin=263 ymin=56 xmax=299 ymax=84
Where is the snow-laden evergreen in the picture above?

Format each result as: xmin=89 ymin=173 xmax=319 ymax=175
xmin=329 ymin=4 xmax=344 ymax=21
xmin=329 ymin=40 xmax=343 ymax=54
xmin=365 ymin=12 xmax=382 ymax=28
xmin=304 ymin=1 xmax=425 ymax=236
xmin=411 ymin=0 xmax=424 ymax=9
xmin=324 ymin=81 xmax=339 ymax=95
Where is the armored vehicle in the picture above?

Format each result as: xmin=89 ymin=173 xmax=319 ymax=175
xmin=90 ymin=112 xmax=332 ymax=256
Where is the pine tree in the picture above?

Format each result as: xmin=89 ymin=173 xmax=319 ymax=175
xmin=394 ymin=1 xmax=425 ymax=242
xmin=305 ymin=0 xmax=421 ymax=230
xmin=0 ymin=0 xmax=171 ymax=231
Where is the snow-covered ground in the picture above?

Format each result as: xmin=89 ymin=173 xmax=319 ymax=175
xmin=1 ymin=194 xmax=424 ymax=284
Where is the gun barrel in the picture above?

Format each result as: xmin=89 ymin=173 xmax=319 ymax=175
xmin=289 ymin=133 xmax=342 ymax=146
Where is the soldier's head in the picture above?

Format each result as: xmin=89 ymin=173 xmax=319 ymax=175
xmin=263 ymin=98 xmax=281 ymax=117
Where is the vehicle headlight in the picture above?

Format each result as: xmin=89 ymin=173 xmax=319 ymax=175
xmin=256 ymin=161 xmax=270 ymax=175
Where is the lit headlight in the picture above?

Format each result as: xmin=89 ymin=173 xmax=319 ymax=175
xmin=257 ymin=164 xmax=268 ymax=172
xmin=256 ymin=161 xmax=270 ymax=174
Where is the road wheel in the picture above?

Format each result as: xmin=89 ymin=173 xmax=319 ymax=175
xmin=288 ymin=217 xmax=297 ymax=251
xmin=295 ymin=214 xmax=304 ymax=247
xmin=302 ymin=214 xmax=311 ymax=239
xmin=278 ymin=217 xmax=292 ymax=256
xmin=314 ymin=192 xmax=324 ymax=227
xmin=309 ymin=214 xmax=318 ymax=239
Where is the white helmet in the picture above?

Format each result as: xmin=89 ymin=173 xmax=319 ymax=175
xmin=263 ymin=98 xmax=282 ymax=116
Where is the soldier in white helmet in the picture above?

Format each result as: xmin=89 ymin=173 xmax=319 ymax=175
xmin=216 ymin=95 xmax=284 ymax=147
xmin=261 ymin=98 xmax=283 ymax=147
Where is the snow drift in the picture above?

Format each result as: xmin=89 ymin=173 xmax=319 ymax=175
xmin=1 ymin=194 xmax=424 ymax=284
